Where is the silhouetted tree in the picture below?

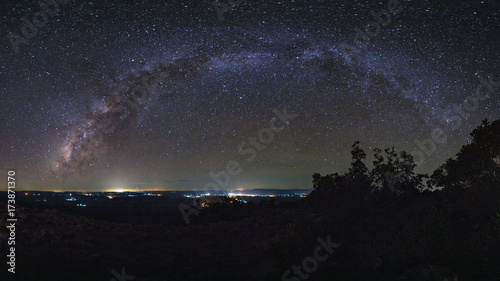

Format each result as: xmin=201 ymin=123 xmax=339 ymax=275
xmin=312 ymin=172 xmax=341 ymax=191
xmin=346 ymin=141 xmax=370 ymax=185
xmin=312 ymin=142 xmax=426 ymax=196
xmin=312 ymin=141 xmax=370 ymax=193
xmin=429 ymin=118 xmax=500 ymax=189
xmin=370 ymin=147 xmax=425 ymax=194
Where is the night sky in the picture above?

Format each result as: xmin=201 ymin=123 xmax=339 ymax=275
xmin=0 ymin=0 xmax=499 ymax=191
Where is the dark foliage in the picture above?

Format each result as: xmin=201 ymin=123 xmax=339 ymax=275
xmin=429 ymin=119 xmax=500 ymax=189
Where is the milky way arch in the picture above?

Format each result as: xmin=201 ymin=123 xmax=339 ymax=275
xmin=51 ymin=39 xmax=442 ymax=181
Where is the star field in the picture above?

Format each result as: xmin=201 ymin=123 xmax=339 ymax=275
xmin=0 ymin=0 xmax=499 ymax=191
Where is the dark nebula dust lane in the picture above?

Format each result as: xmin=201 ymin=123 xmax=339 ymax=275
xmin=0 ymin=0 xmax=498 ymax=190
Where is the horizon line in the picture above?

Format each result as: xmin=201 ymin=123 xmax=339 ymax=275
xmin=2 ymin=187 xmax=314 ymax=193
